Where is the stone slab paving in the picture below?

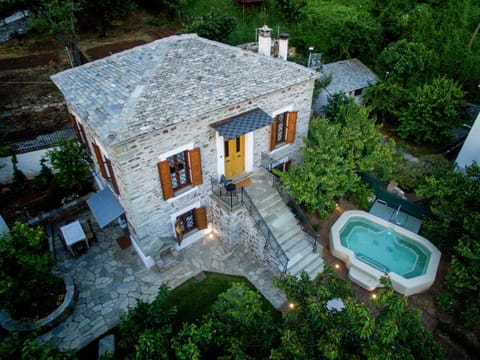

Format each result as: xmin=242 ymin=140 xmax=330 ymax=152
xmin=39 ymin=216 xmax=286 ymax=351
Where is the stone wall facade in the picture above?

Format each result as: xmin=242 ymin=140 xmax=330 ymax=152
xmin=208 ymin=196 xmax=282 ymax=275
xmin=69 ymin=77 xmax=315 ymax=260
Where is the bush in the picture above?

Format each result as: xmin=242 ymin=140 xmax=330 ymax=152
xmin=0 ymin=223 xmax=62 ymax=318
xmin=392 ymin=155 xmax=453 ymax=192
xmin=47 ymin=139 xmax=91 ymax=193
xmin=33 ymin=157 xmax=54 ymax=191
xmin=183 ymin=7 xmax=236 ymax=42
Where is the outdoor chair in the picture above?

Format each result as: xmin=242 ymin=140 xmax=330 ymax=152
xmin=82 ymin=219 xmax=97 ymax=243
xmin=220 ymin=175 xmax=236 ymax=193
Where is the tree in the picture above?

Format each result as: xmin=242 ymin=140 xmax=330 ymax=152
xmin=46 ymin=139 xmax=91 ymax=193
xmin=29 ymin=0 xmax=84 ymax=67
xmin=321 ymin=93 xmax=351 ymax=120
xmin=118 ymin=284 xmax=176 ymax=358
xmin=184 ymin=7 xmax=236 ymax=43
xmin=278 ymin=100 xmax=397 ymax=218
xmin=206 ymin=283 xmax=276 ymax=359
xmin=417 ymin=163 xmax=480 ymax=327
xmin=363 ymin=81 xmax=408 ymax=125
xmin=397 ymin=76 xmax=464 ymax=144
xmin=0 ymin=331 xmax=74 ymax=360
xmin=296 ymin=1 xmax=382 ymax=61
xmin=376 ymin=39 xmax=431 ymax=87
xmin=0 ymin=223 xmax=60 ymax=315
xmin=271 ymin=267 xmax=443 ymax=359
xmin=83 ymin=0 xmax=136 ymax=38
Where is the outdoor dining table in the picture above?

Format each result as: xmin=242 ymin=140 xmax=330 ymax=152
xmin=60 ymin=220 xmax=89 ymax=256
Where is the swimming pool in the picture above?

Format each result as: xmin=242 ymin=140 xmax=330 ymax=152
xmin=330 ymin=210 xmax=441 ymax=296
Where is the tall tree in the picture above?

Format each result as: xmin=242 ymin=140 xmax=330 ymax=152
xmin=396 ymin=76 xmax=465 ymax=144
xmin=376 ymin=39 xmax=431 ymax=87
xmin=296 ymin=0 xmax=382 ymax=61
xmin=29 ymin=0 xmax=83 ymax=67
xmin=271 ymin=267 xmax=443 ymax=359
xmin=417 ymin=163 xmax=480 ymax=327
xmin=46 ymin=139 xmax=91 ymax=193
xmin=278 ymin=100 xmax=397 ymax=218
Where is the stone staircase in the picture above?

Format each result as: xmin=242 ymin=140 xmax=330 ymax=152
xmin=244 ymin=169 xmax=324 ymax=279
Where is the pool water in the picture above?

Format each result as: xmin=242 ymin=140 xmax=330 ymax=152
xmin=340 ymin=219 xmax=430 ymax=279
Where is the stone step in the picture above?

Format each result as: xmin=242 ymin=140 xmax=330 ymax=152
xmin=287 ymin=252 xmax=322 ymax=277
xmin=303 ymin=258 xmax=324 ymax=280
xmin=284 ymin=236 xmax=311 ymax=257
xmin=252 ymin=191 xmax=281 ymax=210
xmin=276 ymin=226 xmax=303 ymax=245
xmin=348 ymin=267 xmax=381 ymax=291
xmin=256 ymin=196 xmax=284 ymax=215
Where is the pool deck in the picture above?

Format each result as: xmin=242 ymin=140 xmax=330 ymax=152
xmin=369 ymin=199 xmax=422 ymax=233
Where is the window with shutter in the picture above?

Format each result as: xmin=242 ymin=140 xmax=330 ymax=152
xmin=105 ymin=158 xmax=120 ymax=195
xmin=158 ymin=147 xmax=203 ymax=199
xmin=194 ymin=207 xmax=208 ymax=230
xmin=270 ymin=111 xmax=298 ymax=150
xmin=92 ymin=143 xmax=107 ymax=178
xmin=286 ymin=111 xmax=297 ymax=144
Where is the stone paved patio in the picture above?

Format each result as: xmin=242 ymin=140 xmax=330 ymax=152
xmin=39 ymin=211 xmax=287 ymax=351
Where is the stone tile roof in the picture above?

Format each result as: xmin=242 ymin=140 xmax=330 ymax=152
xmin=322 ymin=58 xmax=378 ymax=95
xmin=51 ymin=34 xmax=318 ymax=146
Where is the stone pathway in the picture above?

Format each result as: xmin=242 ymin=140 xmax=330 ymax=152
xmin=39 ymin=212 xmax=286 ymax=351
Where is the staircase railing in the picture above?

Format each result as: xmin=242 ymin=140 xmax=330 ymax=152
xmin=261 ymin=152 xmax=318 ymax=253
xmin=242 ymin=188 xmax=289 ymax=273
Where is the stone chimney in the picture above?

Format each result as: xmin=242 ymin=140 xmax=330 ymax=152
xmin=278 ymin=33 xmax=289 ymax=60
xmin=258 ymin=25 xmax=272 ymax=57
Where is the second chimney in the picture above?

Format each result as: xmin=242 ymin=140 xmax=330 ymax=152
xmin=258 ymin=25 xmax=272 ymax=57
xmin=278 ymin=33 xmax=289 ymax=60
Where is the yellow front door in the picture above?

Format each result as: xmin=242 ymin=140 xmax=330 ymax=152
xmin=224 ymin=135 xmax=245 ymax=179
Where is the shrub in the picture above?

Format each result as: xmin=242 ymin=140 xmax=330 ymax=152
xmin=0 ymin=223 xmax=61 ymax=318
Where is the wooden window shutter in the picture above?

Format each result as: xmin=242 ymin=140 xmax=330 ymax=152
xmin=175 ymin=219 xmax=183 ymax=245
xmin=70 ymin=113 xmax=81 ymax=140
xmin=188 ymin=148 xmax=203 ymax=186
xmin=92 ymin=143 xmax=108 ymax=179
xmin=157 ymin=160 xmax=174 ymax=200
xmin=270 ymin=118 xmax=278 ymax=151
xmin=286 ymin=112 xmax=297 ymax=144
xmin=105 ymin=158 xmax=120 ymax=195
xmin=194 ymin=207 xmax=208 ymax=230
xmin=78 ymin=123 xmax=91 ymax=154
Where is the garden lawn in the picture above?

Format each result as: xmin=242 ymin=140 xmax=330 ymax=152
xmin=165 ymin=271 xmax=282 ymax=333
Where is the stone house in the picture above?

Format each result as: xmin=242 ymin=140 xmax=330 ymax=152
xmin=313 ymin=58 xmax=378 ymax=114
xmin=51 ymin=33 xmax=323 ymax=275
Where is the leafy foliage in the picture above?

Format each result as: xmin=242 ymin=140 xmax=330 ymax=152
xmin=184 ymin=7 xmax=236 ymax=42
xmin=376 ymin=39 xmax=431 ymax=86
xmin=392 ymin=155 xmax=453 ymax=192
xmin=363 ymin=81 xmax=408 ymax=125
xmin=206 ymin=283 xmax=277 ymax=358
xmin=33 ymin=157 xmax=54 ymax=191
xmin=321 ymin=93 xmax=351 ymax=120
xmin=118 ymin=284 xmax=176 ymax=357
xmin=47 ymin=139 xmax=91 ymax=192
xmin=278 ymin=100 xmax=397 ymax=218
xmin=296 ymin=0 xmax=382 ymax=61
xmin=0 ymin=223 xmax=58 ymax=314
xmin=397 ymin=76 xmax=465 ymax=144
xmin=417 ymin=163 xmax=480 ymax=327
xmin=271 ymin=267 xmax=443 ymax=359
xmin=0 ymin=331 xmax=74 ymax=360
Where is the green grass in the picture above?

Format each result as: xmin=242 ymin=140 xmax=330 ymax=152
xmin=165 ymin=271 xmax=282 ymax=332
xmin=184 ymin=0 xmax=289 ymax=45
